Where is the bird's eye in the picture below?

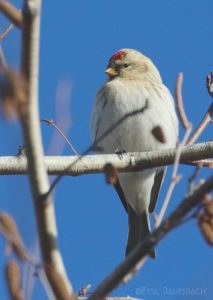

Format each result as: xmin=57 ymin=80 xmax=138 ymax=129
xmin=123 ymin=63 xmax=130 ymax=68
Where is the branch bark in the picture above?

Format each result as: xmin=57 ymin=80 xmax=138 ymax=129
xmin=175 ymin=72 xmax=192 ymax=130
xmin=0 ymin=141 xmax=212 ymax=175
xmin=0 ymin=0 xmax=22 ymax=28
xmin=19 ymin=0 xmax=73 ymax=298
xmin=0 ymin=23 xmax=14 ymax=41
xmin=88 ymin=174 xmax=213 ymax=300
xmin=187 ymin=103 xmax=213 ymax=145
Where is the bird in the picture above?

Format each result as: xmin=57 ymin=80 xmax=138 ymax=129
xmin=91 ymin=49 xmax=178 ymax=257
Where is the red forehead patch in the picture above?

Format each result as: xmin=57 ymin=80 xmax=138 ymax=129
xmin=111 ymin=50 xmax=127 ymax=60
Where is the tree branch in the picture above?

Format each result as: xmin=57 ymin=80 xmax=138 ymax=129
xmin=175 ymin=72 xmax=192 ymax=130
xmin=0 ymin=44 xmax=7 ymax=68
xmin=88 ymin=174 xmax=213 ymax=300
xmin=19 ymin=0 xmax=73 ymax=298
xmin=0 ymin=23 xmax=14 ymax=41
xmin=0 ymin=141 xmax=212 ymax=175
xmin=154 ymin=125 xmax=192 ymax=227
xmin=187 ymin=102 xmax=213 ymax=145
xmin=0 ymin=0 xmax=22 ymax=28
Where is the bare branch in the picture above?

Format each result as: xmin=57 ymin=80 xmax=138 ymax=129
xmin=0 ymin=0 xmax=22 ymax=28
xmin=155 ymin=126 xmax=192 ymax=227
xmin=0 ymin=44 xmax=7 ymax=69
xmin=175 ymin=72 xmax=192 ymax=130
xmin=88 ymin=174 xmax=213 ymax=300
xmin=187 ymin=70 xmax=213 ymax=145
xmin=0 ymin=23 xmax=14 ymax=41
xmin=0 ymin=141 xmax=212 ymax=175
xmin=19 ymin=0 xmax=73 ymax=297
xmin=41 ymin=118 xmax=80 ymax=157
xmin=78 ymin=284 xmax=92 ymax=296
xmin=187 ymin=102 xmax=213 ymax=145
xmin=188 ymin=163 xmax=203 ymax=195
xmin=189 ymin=159 xmax=213 ymax=168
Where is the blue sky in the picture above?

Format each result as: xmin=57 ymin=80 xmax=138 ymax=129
xmin=0 ymin=0 xmax=213 ymax=299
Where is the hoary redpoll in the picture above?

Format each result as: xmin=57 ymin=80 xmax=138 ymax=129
xmin=92 ymin=49 xmax=178 ymax=257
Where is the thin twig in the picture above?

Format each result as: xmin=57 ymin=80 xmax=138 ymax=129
xmin=175 ymin=72 xmax=192 ymax=130
xmin=0 ymin=141 xmax=213 ymax=175
xmin=188 ymin=163 xmax=203 ymax=195
xmin=88 ymin=174 xmax=213 ymax=300
xmin=185 ymin=159 xmax=213 ymax=168
xmin=22 ymin=238 xmax=55 ymax=300
xmin=0 ymin=44 xmax=7 ymax=69
xmin=78 ymin=284 xmax=92 ymax=296
xmin=41 ymin=118 xmax=80 ymax=157
xmin=0 ymin=23 xmax=14 ymax=41
xmin=122 ymin=256 xmax=148 ymax=284
xmin=187 ymin=70 xmax=213 ymax=144
xmin=155 ymin=126 xmax=192 ymax=227
xmin=187 ymin=103 xmax=213 ymax=145
xmin=0 ymin=0 xmax=22 ymax=28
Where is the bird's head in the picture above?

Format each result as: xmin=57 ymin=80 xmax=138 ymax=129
xmin=105 ymin=48 xmax=162 ymax=82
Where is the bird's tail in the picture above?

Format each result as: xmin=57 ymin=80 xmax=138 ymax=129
xmin=125 ymin=206 xmax=156 ymax=258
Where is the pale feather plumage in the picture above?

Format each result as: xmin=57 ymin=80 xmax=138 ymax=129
xmin=92 ymin=49 xmax=178 ymax=256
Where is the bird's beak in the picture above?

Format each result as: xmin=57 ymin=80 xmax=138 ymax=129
xmin=105 ymin=67 xmax=118 ymax=77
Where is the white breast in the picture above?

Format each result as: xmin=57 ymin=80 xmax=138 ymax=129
xmin=92 ymin=78 xmax=178 ymax=154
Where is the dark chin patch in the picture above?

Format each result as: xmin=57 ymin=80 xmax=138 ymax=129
xmin=111 ymin=49 xmax=127 ymax=60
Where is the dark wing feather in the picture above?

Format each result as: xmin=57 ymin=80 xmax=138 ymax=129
xmin=149 ymin=168 xmax=166 ymax=213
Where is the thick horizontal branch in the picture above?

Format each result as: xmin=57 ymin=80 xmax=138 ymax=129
xmin=0 ymin=141 xmax=212 ymax=176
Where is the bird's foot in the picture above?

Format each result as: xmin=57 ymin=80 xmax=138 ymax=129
xmin=115 ymin=148 xmax=126 ymax=159
xmin=17 ymin=145 xmax=26 ymax=156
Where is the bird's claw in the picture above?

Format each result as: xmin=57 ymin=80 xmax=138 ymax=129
xmin=115 ymin=148 xmax=126 ymax=159
xmin=17 ymin=145 xmax=26 ymax=156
